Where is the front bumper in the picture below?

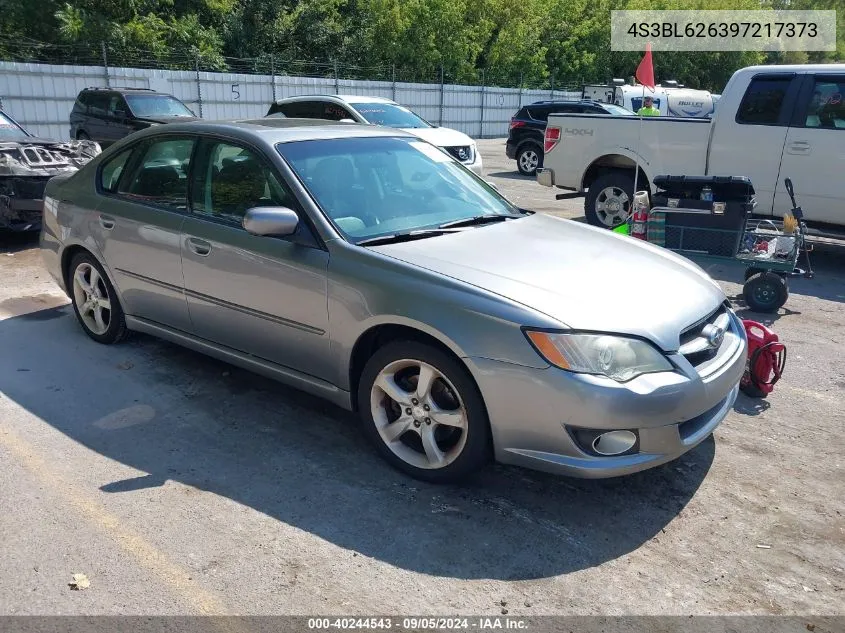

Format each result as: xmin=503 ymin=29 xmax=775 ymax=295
xmin=467 ymin=311 xmax=747 ymax=478
xmin=0 ymin=196 xmax=43 ymax=231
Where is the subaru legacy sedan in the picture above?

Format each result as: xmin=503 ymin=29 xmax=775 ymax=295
xmin=40 ymin=118 xmax=747 ymax=483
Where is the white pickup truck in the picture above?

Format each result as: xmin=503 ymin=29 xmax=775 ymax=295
xmin=538 ymin=64 xmax=845 ymax=234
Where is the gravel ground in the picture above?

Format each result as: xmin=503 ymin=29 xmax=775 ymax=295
xmin=0 ymin=138 xmax=843 ymax=617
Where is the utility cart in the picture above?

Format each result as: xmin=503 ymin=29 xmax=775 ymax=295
xmin=627 ymin=175 xmax=814 ymax=313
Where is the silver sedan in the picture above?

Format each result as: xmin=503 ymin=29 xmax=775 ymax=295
xmin=40 ymin=119 xmax=747 ymax=483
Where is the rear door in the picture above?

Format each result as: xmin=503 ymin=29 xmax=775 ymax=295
xmin=707 ymin=74 xmax=800 ymax=216
xmin=107 ymin=94 xmax=135 ymax=141
xmin=93 ymin=135 xmax=195 ymax=331
xmin=774 ymin=73 xmax=845 ymax=224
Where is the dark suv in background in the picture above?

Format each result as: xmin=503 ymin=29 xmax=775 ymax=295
xmin=69 ymin=87 xmax=198 ymax=145
xmin=506 ymin=100 xmax=633 ymax=176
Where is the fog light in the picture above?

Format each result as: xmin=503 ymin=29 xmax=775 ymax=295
xmin=591 ymin=430 xmax=638 ymax=456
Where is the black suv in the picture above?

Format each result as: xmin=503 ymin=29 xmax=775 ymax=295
xmin=69 ymin=87 xmax=198 ymax=145
xmin=506 ymin=100 xmax=632 ymax=176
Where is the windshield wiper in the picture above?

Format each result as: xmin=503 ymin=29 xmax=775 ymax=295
xmin=357 ymin=229 xmax=455 ymax=246
xmin=438 ymin=213 xmax=525 ymax=229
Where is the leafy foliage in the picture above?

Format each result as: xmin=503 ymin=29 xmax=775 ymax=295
xmin=0 ymin=0 xmax=840 ymax=91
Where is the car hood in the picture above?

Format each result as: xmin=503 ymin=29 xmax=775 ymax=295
xmin=401 ymin=126 xmax=474 ymax=148
xmin=370 ymin=214 xmax=725 ymax=351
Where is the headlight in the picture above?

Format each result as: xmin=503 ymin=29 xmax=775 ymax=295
xmin=524 ymin=330 xmax=673 ymax=382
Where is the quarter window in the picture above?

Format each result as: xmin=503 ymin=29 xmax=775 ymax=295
xmin=117 ymin=137 xmax=195 ymax=210
xmin=99 ymin=148 xmax=133 ymax=193
xmin=737 ymin=77 xmax=792 ymax=125
xmin=191 ymin=140 xmax=295 ymax=224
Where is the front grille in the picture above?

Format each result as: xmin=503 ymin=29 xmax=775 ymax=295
xmin=444 ymin=145 xmax=473 ymax=163
xmin=679 ymin=305 xmax=731 ymax=367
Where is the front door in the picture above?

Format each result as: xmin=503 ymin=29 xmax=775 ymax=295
xmin=180 ymin=137 xmax=332 ymax=380
xmin=707 ymin=74 xmax=799 ymax=215
xmin=774 ymin=74 xmax=845 ymax=224
xmin=92 ymin=135 xmax=195 ymax=332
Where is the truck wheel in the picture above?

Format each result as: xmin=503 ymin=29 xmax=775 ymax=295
xmin=516 ymin=144 xmax=543 ymax=176
xmin=744 ymin=272 xmax=788 ymax=313
xmin=585 ymin=171 xmax=635 ymax=228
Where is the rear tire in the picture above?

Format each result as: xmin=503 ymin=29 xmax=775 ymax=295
xmin=68 ymin=252 xmax=128 ymax=344
xmin=743 ymin=272 xmax=788 ymax=313
xmin=357 ymin=340 xmax=491 ymax=483
xmin=585 ymin=171 xmax=637 ymax=228
xmin=516 ymin=144 xmax=542 ymax=176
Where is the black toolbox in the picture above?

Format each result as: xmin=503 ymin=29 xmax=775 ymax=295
xmin=651 ymin=175 xmax=756 ymax=256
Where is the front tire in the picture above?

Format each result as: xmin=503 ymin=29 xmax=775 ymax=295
xmin=357 ymin=341 xmax=491 ymax=483
xmin=585 ymin=171 xmax=636 ymax=228
xmin=68 ymin=252 xmax=128 ymax=344
xmin=516 ymin=144 xmax=542 ymax=176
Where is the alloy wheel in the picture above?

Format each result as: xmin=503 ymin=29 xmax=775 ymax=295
xmin=72 ymin=262 xmax=112 ymax=335
xmin=369 ymin=359 xmax=468 ymax=470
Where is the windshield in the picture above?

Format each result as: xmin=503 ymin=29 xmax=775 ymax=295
xmin=354 ymin=103 xmax=431 ymax=129
xmin=278 ymin=136 xmax=522 ymax=243
xmin=125 ymin=94 xmax=194 ymax=118
xmin=601 ymin=103 xmax=636 ymax=116
xmin=0 ymin=112 xmax=30 ymax=141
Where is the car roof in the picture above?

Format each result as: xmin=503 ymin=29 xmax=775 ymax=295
xmin=80 ymin=87 xmax=170 ymax=95
xmin=526 ymin=99 xmax=605 ymax=106
xmin=121 ymin=117 xmax=417 ymax=144
xmin=271 ymin=94 xmax=397 ymax=106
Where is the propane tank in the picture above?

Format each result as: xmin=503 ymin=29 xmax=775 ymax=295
xmin=631 ymin=190 xmax=650 ymax=240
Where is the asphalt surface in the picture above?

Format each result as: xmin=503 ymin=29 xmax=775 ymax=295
xmin=0 ymin=138 xmax=843 ymax=617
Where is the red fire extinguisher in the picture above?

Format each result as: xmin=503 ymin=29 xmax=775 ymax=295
xmin=631 ymin=191 xmax=649 ymax=240
xmin=740 ymin=320 xmax=786 ymax=398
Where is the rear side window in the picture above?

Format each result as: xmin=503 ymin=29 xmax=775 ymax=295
xmin=87 ymin=93 xmax=111 ymax=117
xmin=276 ymin=101 xmax=323 ymax=118
xmin=526 ymin=108 xmax=551 ymax=121
xmin=737 ymin=77 xmax=792 ymax=125
xmin=117 ymin=137 xmax=196 ymax=211
xmin=99 ymin=148 xmax=133 ymax=193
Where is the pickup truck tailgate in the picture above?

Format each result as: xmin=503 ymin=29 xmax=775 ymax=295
xmin=542 ymin=114 xmax=712 ymax=191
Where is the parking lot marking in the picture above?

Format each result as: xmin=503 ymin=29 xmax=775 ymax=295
xmin=0 ymin=419 xmax=240 ymax=622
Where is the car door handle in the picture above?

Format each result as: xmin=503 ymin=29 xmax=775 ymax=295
xmin=186 ymin=237 xmax=212 ymax=256
xmin=787 ymin=140 xmax=811 ymax=155
xmin=99 ymin=214 xmax=115 ymax=230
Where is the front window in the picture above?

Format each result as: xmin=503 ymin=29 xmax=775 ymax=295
xmin=354 ymin=103 xmax=431 ymax=129
xmin=803 ymin=77 xmax=845 ymax=129
xmin=124 ymin=94 xmax=194 ymax=118
xmin=0 ymin=112 xmax=30 ymax=141
xmin=278 ymin=136 xmax=521 ymax=243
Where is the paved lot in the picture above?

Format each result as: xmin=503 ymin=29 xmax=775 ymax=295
xmin=0 ymin=138 xmax=843 ymax=616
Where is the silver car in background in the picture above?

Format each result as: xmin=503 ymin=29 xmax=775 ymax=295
xmin=40 ymin=119 xmax=747 ymax=483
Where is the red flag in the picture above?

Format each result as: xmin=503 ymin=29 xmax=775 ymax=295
xmin=636 ymin=42 xmax=655 ymax=91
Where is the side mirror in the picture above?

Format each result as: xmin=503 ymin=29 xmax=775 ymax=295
xmin=242 ymin=206 xmax=299 ymax=237
xmin=114 ymin=109 xmax=127 ymax=119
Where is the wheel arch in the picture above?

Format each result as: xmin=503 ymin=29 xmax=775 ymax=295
xmin=60 ymin=242 xmax=119 ymax=298
xmin=348 ymin=322 xmax=476 ymax=414
xmin=582 ymin=153 xmax=651 ymax=193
